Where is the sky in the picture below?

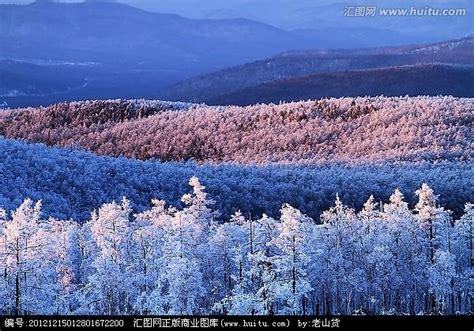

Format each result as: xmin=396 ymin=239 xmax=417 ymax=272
xmin=1 ymin=1 xmax=472 ymax=36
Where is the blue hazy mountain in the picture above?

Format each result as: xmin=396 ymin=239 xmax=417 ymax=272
xmin=161 ymin=37 xmax=474 ymax=104
xmin=101 ymin=0 xmax=473 ymax=40
xmin=1 ymin=0 xmax=472 ymax=107
xmin=0 ymin=1 xmax=298 ymax=106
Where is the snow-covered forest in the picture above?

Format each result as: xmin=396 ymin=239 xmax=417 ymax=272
xmin=1 ymin=96 xmax=471 ymax=164
xmin=1 ymin=0 xmax=472 ymax=319
xmin=0 ymin=95 xmax=472 ymax=316
xmin=0 ymin=138 xmax=471 ymax=221
xmin=0 ymin=177 xmax=471 ymax=315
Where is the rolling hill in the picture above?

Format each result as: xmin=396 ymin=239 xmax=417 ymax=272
xmin=161 ymin=37 xmax=474 ymax=104
xmin=0 ymin=96 xmax=471 ymax=164
xmin=208 ymin=64 xmax=474 ymax=105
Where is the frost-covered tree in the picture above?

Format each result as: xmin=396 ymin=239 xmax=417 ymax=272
xmin=210 ymin=211 xmax=248 ymax=314
xmin=131 ymin=199 xmax=172 ymax=314
xmin=428 ymin=250 xmax=457 ymax=314
xmin=452 ymin=203 xmax=472 ymax=314
xmin=151 ymin=209 xmax=205 ymax=314
xmin=181 ymin=177 xmax=220 ymax=312
xmin=415 ymin=184 xmax=452 ymax=256
xmin=380 ymin=189 xmax=423 ymax=314
xmin=47 ymin=220 xmax=81 ymax=314
xmin=0 ymin=199 xmax=59 ymax=314
xmin=82 ymin=198 xmax=133 ymax=315
xmin=248 ymin=213 xmax=280 ymax=315
xmin=317 ymin=194 xmax=358 ymax=314
xmin=271 ymin=204 xmax=312 ymax=315
xmin=415 ymin=183 xmax=454 ymax=313
xmin=0 ymin=180 xmax=472 ymax=316
xmin=0 ymin=208 xmax=9 ymax=313
xmin=149 ymin=179 xmax=218 ymax=315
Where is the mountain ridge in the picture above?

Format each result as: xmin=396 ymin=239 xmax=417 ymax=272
xmin=1 ymin=95 xmax=471 ymax=165
xmin=0 ymin=0 xmax=298 ymax=107
xmin=160 ymin=37 xmax=474 ymax=104
xmin=208 ymin=64 xmax=474 ymax=105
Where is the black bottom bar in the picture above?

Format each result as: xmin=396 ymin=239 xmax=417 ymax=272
xmin=0 ymin=315 xmax=472 ymax=331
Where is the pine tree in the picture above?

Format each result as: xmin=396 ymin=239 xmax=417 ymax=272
xmin=0 ymin=199 xmax=59 ymax=314
xmin=452 ymin=203 xmax=472 ymax=314
xmin=84 ymin=198 xmax=132 ymax=315
xmin=249 ymin=214 xmax=280 ymax=315
xmin=415 ymin=183 xmax=453 ymax=313
xmin=271 ymin=204 xmax=312 ymax=315
xmin=132 ymin=199 xmax=173 ymax=314
xmin=383 ymin=189 xmax=424 ymax=314
xmin=210 ymin=211 xmax=248 ymax=314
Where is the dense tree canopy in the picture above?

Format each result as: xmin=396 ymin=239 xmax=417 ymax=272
xmin=0 ymin=138 xmax=471 ymax=221
xmin=1 ymin=96 xmax=471 ymax=164
xmin=0 ymin=179 xmax=471 ymax=315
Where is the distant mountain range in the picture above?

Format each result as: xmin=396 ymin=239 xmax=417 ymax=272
xmin=90 ymin=0 xmax=473 ymax=41
xmin=0 ymin=1 xmax=300 ymax=106
xmin=161 ymin=37 xmax=474 ymax=105
xmin=206 ymin=64 xmax=474 ymax=105
xmin=1 ymin=1 xmax=471 ymax=108
xmin=0 ymin=1 xmax=292 ymax=68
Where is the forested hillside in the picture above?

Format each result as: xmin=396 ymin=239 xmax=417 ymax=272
xmin=0 ymin=138 xmax=471 ymax=221
xmin=209 ymin=64 xmax=474 ymax=105
xmin=162 ymin=37 xmax=474 ymax=103
xmin=1 ymin=96 xmax=471 ymax=164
